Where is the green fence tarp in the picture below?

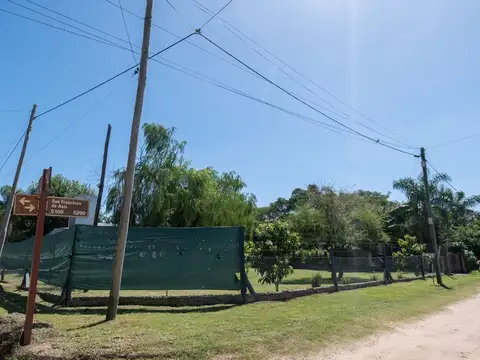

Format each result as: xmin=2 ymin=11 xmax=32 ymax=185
xmin=2 ymin=225 xmax=244 ymax=291
xmin=1 ymin=227 xmax=75 ymax=288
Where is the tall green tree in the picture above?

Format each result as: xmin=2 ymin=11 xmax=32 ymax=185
xmin=106 ymin=123 xmax=256 ymax=230
xmin=392 ymin=172 xmax=480 ymax=247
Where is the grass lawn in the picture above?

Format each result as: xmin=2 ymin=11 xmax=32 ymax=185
xmin=2 ymin=272 xmax=479 ymax=360
xmin=1 ymin=267 xmax=416 ymax=298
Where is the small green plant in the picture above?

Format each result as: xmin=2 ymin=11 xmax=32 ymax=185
xmin=340 ymin=276 xmax=352 ymax=285
xmin=370 ymin=272 xmax=378 ymax=281
xmin=311 ymin=273 xmax=323 ymax=288
xmin=397 ymin=271 xmax=405 ymax=280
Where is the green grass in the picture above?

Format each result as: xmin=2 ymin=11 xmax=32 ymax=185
xmin=2 ymin=273 xmax=479 ymax=360
xmin=1 ymin=268 xmax=416 ymax=298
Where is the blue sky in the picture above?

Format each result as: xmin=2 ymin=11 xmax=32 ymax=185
xmin=1 ymin=0 xmax=479 ymax=206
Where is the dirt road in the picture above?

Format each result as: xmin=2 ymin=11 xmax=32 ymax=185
xmin=320 ymin=294 xmax=480 ymax=360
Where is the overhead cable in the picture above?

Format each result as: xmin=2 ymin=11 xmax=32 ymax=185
xmin=193 ymin=0 xmax=418 ymax=149
xmin=426 ymin=157 xmax=459 ymax=192
xmin=198 ymin=34 xmax=418 ymax=157
xmin=117 ymin=0 xmax=137 ymax=63
xmin=34 ymin=33 xmax=195 ymax=120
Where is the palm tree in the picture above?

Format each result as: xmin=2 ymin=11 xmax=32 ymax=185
xmin=392 ymin=172 xmax=480 ymax=246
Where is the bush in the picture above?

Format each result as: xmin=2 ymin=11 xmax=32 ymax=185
xmin=311 ymin=273 xmax=323 ymax=288
xmin=370 ymin=272 xmax=378 ymax=281
xmin=464 ymin=250 xmax=477 ymax=272
xmin=340 ymin=277 xmax=352 ymax=284
xmin=397 ymin=271 xmax=405 ymax=280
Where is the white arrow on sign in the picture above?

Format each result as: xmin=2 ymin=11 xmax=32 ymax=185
xmin=19 ymin=197 xmax=31 ymax=206
xmin=26 ymin=204 xmax=36 ymax=212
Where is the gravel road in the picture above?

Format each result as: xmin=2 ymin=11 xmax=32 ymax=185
xmin=319 ymin=294 xmax=480 ymax=360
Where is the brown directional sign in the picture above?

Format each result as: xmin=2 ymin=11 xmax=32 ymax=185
xmin=46 ymin=197 xmax=89 ymax=218
xmin=13 ymin=194 xmax=39 ymax=216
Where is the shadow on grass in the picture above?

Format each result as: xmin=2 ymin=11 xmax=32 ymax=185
xmin=1 ymin=290 xmax=237 ymax=316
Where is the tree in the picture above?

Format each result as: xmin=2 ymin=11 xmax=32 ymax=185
xmin=249 ymin=221 xmax=301 ymax=291
xmin=106 ymin=123 xmax=256 ymax=230
xmin=393 ymin=234 xmax=426 ymax=273
xmin=393 ymin=172 xmax=480 ymax=249
xmin=7 ymin=175 xmax=95 ymax=242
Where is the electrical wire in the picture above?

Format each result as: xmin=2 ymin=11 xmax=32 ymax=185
xmin=25 ymin=0 xmax=366 ymax=139
xmin=0 ymin=131 xmax=25 ymax=173
xmin=192 ymin=0 xmax=418 ymax=149
xmin=0 ymin=8 xmax=130 ymax=51
xmin=23 ymin=0 xmax=140 ymax=50
xmin=117 ymin=0 xmax=137 ymax=63
xmin=198 ymin=34 xmax=418 ymax=157
xmin=34 ymin=33 xmax=195 ymax=120
xmin=165 ymin=0 xmax=194 ymax=29
xmin=21 ymin=90 xmax=117 ymax=167
xmin=429 ymin=134 xmax=480 ymax=150
xmin=199 ymin=0 xmax=233 ymax=29
xmin=102 ymin=0 xmax=269 ymax=86
xmin=150 ymin=57 xmax=374 ymax=143
xmin=7 ymin=0 xmax=128 ymax=50
xmin=426 ymin=157 xmax=459 ymax=192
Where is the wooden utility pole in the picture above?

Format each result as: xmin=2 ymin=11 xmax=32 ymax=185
xmin=22 ymin=167 xmax=51 ymax=346
xmin=94 ymin=124 xmax=112 ymax=226
xmin=0 ymin=104 xmax=37 ymax=261
xmin=420 ymin=147 xmax=443 ymax=285
xmin=106 ymin=0 xmax=153 ymax=321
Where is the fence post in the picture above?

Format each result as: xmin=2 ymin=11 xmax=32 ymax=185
xmin=330 ymin=247 xmax=338 ymax=292
xmin=238 ymin=227 xmax=247 ymax=302
xmin=61 ymin=226 xmax=78 ymax=306
xmin=420 ymin=254 xmax=425 ymax=280
xmin=383 ymin=243 xmax=388 ymax=284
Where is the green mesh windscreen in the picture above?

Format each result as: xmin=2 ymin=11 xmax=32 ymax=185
xmin=2 ymin=225 xmax=244 ymax=291
xmin=70 ymin=225 xmax=243 ymax=290
xmin=1 ymin=227 xmax=75 ymax=287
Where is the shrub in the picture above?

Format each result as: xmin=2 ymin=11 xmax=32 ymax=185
xmin=464 ymin=250 xmax=477 ymax=272
xmin=311 ymin=273 xmax=323 ymax=288
xmin=397 ymin=271 xmax=405 ymax=280
xmin=340 ymin=276 xmax=352 ymax=284
xmin=370 ymin=272 xmax=378 ymax=281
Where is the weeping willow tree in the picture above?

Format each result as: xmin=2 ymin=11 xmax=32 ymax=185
xmin=106 ymin=123 xmax=256 ymax=232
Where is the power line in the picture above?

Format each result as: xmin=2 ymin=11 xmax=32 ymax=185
xmin=117 ymin=0 xmax=137 ymax=63
xmin=198 ymin=34 xmax=418 ymax=157
xmin=429 ymin=134 xmax=480 ymax=150
xmin=22 ymin=90 xmax=117 ymax=166
xmin=165 ymin=0 xmax=194 ymax=29
xmin=34 ymin=33 xmax=195 ymax=120
xmin=11 ymin=1 xmax=374 ymax=144
xmin=0 ymin=7 xmax=130 ymax=51
xmin=193 ymin=0 xmax=418 ymax=149
xmin=150 ymin=57 xmax=374 ymax=143
xmin=199 ymin=0 xmax=233 ymax=30
xmin=426 ymin=157 xmax=459 ymax=192
xmin=23 ymin=0 xmax=141 ymax=50
xmin=7 ymin=0 xmax=127 ymax=50
xmin=0 ymin=131 xmax=25 ymax=173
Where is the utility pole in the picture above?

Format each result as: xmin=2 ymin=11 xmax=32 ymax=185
xmin=94 ymin=124 xmax=111 ymax=226
xmin=420 ymin=147 xmax=443 ymax=285
xmin=0 ymin=104 xmax=37 ymax=261
xmin=106 ymin=0 xmax=153 ymax=321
